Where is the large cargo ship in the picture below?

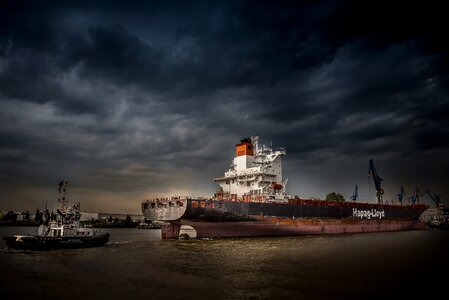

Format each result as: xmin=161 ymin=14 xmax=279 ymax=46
xmin=142 ymin=135 xmax=428 ymax=239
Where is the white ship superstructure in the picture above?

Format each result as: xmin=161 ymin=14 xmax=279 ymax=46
xmin=214 ymin=135 xmax=289 ymax=201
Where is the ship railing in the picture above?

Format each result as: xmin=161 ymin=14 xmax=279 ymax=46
xmin=218 ymin=195 xmax=267 ymax=203
xmin=144 ymin=195 xmax=189 ymax=201
xmin=214 ymin=171 xmax=277 ymax=182
xmin=287 ymin=198 xmax=430 ymax=210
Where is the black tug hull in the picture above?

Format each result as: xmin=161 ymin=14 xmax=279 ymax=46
xmin=3 ymin=233 xmax=110 ymax=250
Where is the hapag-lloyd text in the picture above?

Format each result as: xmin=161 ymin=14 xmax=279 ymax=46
xmin=352 ymin=208 xmax=385 ymax=219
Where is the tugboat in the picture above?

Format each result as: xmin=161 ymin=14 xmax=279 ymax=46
xmin=4 ymin=180 xmax=110 ymax=250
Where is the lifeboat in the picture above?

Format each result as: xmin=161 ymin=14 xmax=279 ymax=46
xmin=272 ymin=183 xmax=283 ymax=190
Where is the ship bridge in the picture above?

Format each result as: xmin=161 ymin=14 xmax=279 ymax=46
xmin=214 ymin=135 xmax=288 ymax=200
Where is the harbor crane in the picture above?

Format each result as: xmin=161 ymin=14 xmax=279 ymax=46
xmin=396 ymin=186 xmax=406 ymax=204
xmin=422 ymin=189 xmax=445 ymax=209
xmin=350 ymin=185 xmax=358 ymax=201
xmin=368 ymin=159 xmax=384 ymax=204
xmin=407 ymin=188 xmax=422 ymax=204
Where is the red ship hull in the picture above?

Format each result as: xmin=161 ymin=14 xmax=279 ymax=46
xmin=161 ymin=217 xmax=427 ymax=239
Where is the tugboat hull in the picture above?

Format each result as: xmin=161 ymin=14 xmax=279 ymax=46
xmin=4 ymin=233 xmax=110 ymax=250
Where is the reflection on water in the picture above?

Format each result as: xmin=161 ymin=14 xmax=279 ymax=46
xmin=0 ymin=227 xmax=448 ymax=299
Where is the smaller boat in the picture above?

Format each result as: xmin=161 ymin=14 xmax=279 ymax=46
xmin=4 ymin=180 xmax=110 ymax=250
xmin=137 ymin=219 xmax=162 ymax=229
xmin=428 ymin=214 xmax=449 ymax=229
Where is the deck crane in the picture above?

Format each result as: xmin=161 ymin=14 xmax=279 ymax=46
xmin=368 ymin=159 xmax=384 ymax=204
xmin=396 ymin=186 xmax=406 ymax=204
xmin=350 ymin=185 xmax=358 ymax=201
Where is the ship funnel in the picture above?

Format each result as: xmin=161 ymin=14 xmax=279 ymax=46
xmin=236 ymin=138 xmax=254 ymax=157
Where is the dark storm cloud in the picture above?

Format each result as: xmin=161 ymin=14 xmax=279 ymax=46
xmin=59 ymin=25 xmax=163 ymax=86
xmin=1 ymin=0 xmax=448 ymax=212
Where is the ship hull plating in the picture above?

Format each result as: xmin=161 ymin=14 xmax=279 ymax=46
xmin=142 ymin=198 xmax=428 ymax=239
xmin=161 ymin=218 xmax=427 ymax=239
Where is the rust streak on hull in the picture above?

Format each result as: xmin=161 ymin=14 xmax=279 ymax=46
xmin=161 ymin=218 xmax=427 ymax=239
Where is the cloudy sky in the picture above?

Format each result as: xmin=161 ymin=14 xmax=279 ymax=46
xmin=1 ymin=1 xmax=448 ymax=214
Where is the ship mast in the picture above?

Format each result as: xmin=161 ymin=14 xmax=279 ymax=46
xmin=58 ymin=179 xmax=69 ymax=210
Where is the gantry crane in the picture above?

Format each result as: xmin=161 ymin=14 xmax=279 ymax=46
xmin=368 ymin=159 xmax=384 ymax=204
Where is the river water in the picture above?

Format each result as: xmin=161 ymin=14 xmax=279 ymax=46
xmin=0 ymin=226 xmax=447 ymax=300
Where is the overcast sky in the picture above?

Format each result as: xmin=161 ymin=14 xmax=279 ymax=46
xmin=1 ymin=1 xmax=448 ymax=214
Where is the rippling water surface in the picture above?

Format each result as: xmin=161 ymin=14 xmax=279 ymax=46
xmin=1 ymin=226 xmax=448 ymax=299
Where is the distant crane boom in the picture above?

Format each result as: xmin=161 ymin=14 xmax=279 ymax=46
xmin=350 ymin=185 xmax=358 ymax=201
xmin=396 ymin=186 xmax=406 ymax=204
xmin=368 ymin=159 xmax=384 ymax=204
xmin=407 ymin=188 xmax=422 ymax=204
xmin=423 ymin=189 xmax=442 ymax=207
